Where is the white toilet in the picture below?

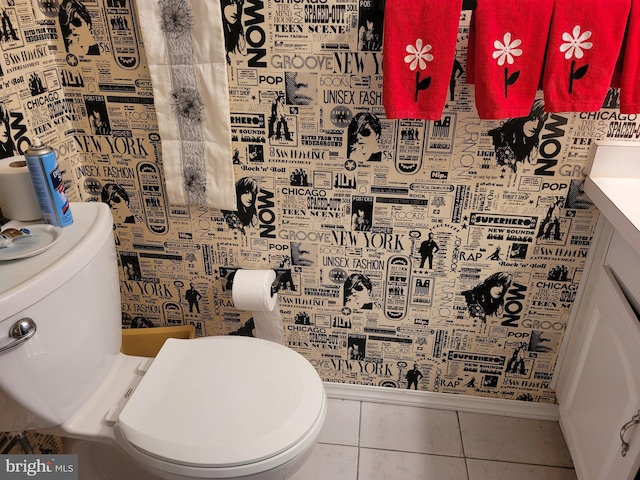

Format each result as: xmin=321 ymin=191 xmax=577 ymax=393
xmin=0 ymin=202 xmax=327 ymax=480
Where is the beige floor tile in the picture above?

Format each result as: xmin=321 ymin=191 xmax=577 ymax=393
xmin=359 ymin=448 xmax=468 ymax=480
xmin=467 ymin=458 xmax=578 ymax=480
xmin=459 ymin=412 xmax=573 ymax=467
xmin=318 ymin=398 xmax=360 ymax=446
xmin=360 ymin=403 xmax=463 ymax=457
xmin=289 ymin=443 xmax=358 ymax=480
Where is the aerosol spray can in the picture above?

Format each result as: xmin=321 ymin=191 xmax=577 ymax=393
xmin=25 ymin=138 xmax=73 ymax=227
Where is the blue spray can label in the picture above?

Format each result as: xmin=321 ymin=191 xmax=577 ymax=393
xmin=25 ymin=138 xmax=73 ymax=227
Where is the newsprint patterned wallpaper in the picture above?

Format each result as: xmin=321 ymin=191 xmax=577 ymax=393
xmin=1 ymin=0 xmax=637 ymax=411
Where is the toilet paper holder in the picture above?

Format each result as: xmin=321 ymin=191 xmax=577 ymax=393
xmin=227 ymin=269 xmax=284 ymax=298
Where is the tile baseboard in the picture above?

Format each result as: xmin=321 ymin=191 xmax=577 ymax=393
xmin=323 ymin=382 xmax=560 ymax=421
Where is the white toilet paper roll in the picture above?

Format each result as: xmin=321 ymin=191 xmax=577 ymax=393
xmin=232 ymin=269 xmax=284 ymax=344
xmin=0 ymin=155 xmax=42 ymax=221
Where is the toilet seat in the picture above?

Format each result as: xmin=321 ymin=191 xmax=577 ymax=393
xmin=114 ymin=336 xmax=326 ymax=478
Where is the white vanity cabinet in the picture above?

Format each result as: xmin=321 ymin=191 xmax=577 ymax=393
xmin=556 ymin=223 xmax=640 ymax=479
xmin=555 ymin=141 xmax=640 ymax=480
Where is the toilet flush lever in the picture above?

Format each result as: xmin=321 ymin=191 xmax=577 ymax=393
xmin=0 ymin=318 xmax=37 ymax=354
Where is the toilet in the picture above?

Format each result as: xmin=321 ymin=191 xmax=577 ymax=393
xmin=0 ymin=202 xmax=327 ymax=480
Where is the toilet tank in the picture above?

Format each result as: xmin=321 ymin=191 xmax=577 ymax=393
xmin=0 ymin=202 xmax=121 ymax=431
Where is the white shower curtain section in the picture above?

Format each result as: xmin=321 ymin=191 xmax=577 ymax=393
xmin=136 ymin=0 xmax=236 ymax=210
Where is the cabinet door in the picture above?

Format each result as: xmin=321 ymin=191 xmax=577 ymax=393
xmin=560 ymin=267 xmax=640 ymax=480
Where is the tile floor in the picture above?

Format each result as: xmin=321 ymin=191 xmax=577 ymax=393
xmin=291 ymin=399 xmax=577 ymax=480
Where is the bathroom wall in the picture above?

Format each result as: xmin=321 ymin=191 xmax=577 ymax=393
xmin=0 ymin=0 xmax=634 ymax=403
xmin=0 ymin=432 xmax=62 ymax=455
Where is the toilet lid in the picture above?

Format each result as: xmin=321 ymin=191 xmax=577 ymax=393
xmin=117 ymin=336 xmax=325 ymax=468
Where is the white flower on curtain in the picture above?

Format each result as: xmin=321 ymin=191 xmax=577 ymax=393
xmin=404 ymin=39 xmax=433 ymax=71
xmin=559 ymin=25 xmax=592 ymax=94
xmin=158 ymin=0 xmax=194 ymax=35
xmin=403 ymin=39 xmax=433 ymax=102
xmin=492 ymin=33 xmax=522 ymax=98
xmin=492 ymin=33 xmax=522 ymax=66
xmin=560 ymin=26 xmax=593 ymax=60
xmin=183 ymin=163 xmax=206 ymax=203
xmin=172 ymin=86 xmax=204 ymax=123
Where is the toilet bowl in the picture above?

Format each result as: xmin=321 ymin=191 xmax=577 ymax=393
xmin=0 ymin=202 xmax=326 ymax=480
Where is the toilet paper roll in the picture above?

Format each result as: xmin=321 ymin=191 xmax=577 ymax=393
xmin=0 ymin=156 xmax=42 ymax=221
xmin=232 ymin=269 xmax=284 ymax=344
